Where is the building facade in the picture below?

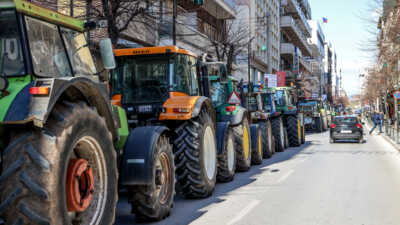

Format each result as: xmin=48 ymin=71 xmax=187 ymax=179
xmin=280 ymin=0 xmax=312 ymax=86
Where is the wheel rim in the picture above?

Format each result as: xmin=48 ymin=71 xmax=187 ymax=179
xmin=243 ymin=126 xmax=250 ymax=159
xmin=258 ymin=133 xmax=262 ymax=157
xmin=280 ymin=122 xmax=285 ymax=146
xmin=203 ymin=126 xmax=216 ymax=180
xmin=155 ymin=152 xmax=172 ymax=205
xmin=297 ymin=120 xmax=301 ymax=142
xmin=227 ymin=137 xmax=235 ymax=172
xmin=66 ymin=136 xmax=107 ymax=225
xmin=268 ymin=125 xmax=272 ymax=152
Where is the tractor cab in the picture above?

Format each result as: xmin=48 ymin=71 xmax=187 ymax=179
xmin=0 ymin=0 xmax=115 ymax=124
xmin=111 ymin=46 xmax=202 ymax=125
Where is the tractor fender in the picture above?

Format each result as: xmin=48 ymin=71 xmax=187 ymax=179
xmin=5 ymin=77 xmax=118 ymax=140
xmin=119 ymin=126 xmax=169 ymax=186
xmin=228 ymin=107 xmax=248 ymax=126
xmin=216 ymin=122 xmax=230 ymax=155
xmin=250 ymin=124 xmax=259 ymax=153
xmin=283 ymin=110 xmax=298 ymax=116
xmin=192 ymin=96 xmax=216 ymax=124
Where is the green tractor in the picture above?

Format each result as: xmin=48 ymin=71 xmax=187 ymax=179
xmin=0 ymin=1 xmax=175 ymax=223
xmin=265 ymin=87 xmax=305 ymax=149
xmin=236 ymin=83 xmax=275 ymax=160
xmin=204 ymin=62 xmax=253 ymax=176
xmin=299 ymin=99 xmax=328 ymax=132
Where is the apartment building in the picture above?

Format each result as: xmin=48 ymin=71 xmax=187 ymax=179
xmin=233 ymin=0 xmax=280 ymax=83
xmin=280 ymin=0 xmax=312 ymax=85
xmin=250 ymin=0 xmax=280 ymax=84
xmin=159 ymin=0 xmax=236 ymax=56
xmin=302 ymin=20 xmax=325 ymax=99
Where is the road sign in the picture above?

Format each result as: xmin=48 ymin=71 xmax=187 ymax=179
xmin=228 ymin=92 xmax=241 ymax=104
xmin=394 ymin=91 xmax=400 ymax=99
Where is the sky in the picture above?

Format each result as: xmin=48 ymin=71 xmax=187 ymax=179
xmin=309 ymin=0 xmax=376 ymax=96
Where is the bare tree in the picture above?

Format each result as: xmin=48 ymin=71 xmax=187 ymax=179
xmin=210 ymin=7 xmax=251 ymax=74
xmin=32 ymin=0 xmax=161 ymax=45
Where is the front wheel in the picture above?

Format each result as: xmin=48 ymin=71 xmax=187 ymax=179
xmin=271 ymin=118 xmax=285 ymax=152
xmin=261 ymin=121 xmax=273 ymax=158
xmin=130 ymin=134 xmax=175 ymax=221
xmin=287 ymin=116 xmax=302 ymax=147
xmin=217 ymin=129 xmax=236 ymax=182
xmin=251 ymin=125 xmax=263 ymax=165
xmin=0 ymin=101 xmax=118 ymax=225
xmin=174 ymin=109 xmax=217 ymax=198
xmin=232 ymin=118 xmax=252 ymax=171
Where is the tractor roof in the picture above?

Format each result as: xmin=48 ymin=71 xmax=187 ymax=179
xmin=114 ymin=46 xmax=197 ymax=58
xmin=265 ymin=87 xmax=292 ymax=91
xmin=2 ymin=0 xmax=85 ymax=31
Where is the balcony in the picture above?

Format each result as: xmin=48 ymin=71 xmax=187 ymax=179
xmin=280 ymin=16 xmax=312 ymax=56
xmin=282 ymin=0 xmax=311 ymax=37
xmin=179 ymin=0 xmax=236 ymax=19
xmin=280 ymin=42 xmax=311 ymax=74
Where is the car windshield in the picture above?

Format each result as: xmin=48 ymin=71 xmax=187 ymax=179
xmin=334 ymin=117 xmax=358 ymax=124
xmin=0 ymin=10 xmax=25 ymax=76
xmin=114 ymin=57 xmax=169 ymax=104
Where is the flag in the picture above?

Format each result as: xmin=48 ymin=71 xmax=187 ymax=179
xmin=322 ymin=17 xmax=328 ymax=23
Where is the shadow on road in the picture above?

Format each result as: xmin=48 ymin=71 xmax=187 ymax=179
xmin=115 ymin=141 xmax=314 ymax=225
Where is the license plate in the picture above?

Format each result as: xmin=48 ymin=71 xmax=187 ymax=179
xmin=138 ymin=105 xmax=152 ymax=113
xmin=305 ymin=117 xmax=312 ymax=124
xmin=341 ymin=130 xmax=352 ymax=134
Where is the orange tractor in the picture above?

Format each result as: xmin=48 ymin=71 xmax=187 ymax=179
xmin=110 ymin=46 xmax=220 ymax=199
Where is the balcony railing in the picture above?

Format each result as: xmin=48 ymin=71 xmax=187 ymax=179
xmin=284 ymin=0 xmax=311 ymax=37
xmin=281 ymin=16 xmax=312 ymax=56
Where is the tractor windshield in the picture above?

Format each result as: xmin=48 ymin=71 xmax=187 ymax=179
xmin=113 ymin=54 xmax=198 ymax=104
xmin=210 ymin=81 xmax=228 ymax=107
xmin=0 ymin=9 xmax=25 ymax=77
xmin=115 ymin=57 xmax=169 ymax=104
xmin=275 ymin=90 xmax=287 ymax=106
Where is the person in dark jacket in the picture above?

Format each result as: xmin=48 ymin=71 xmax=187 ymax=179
xmin=369 ymin=111 xmax=382 ymax=134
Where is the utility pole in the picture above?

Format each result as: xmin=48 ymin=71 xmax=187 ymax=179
xmin=266 ymin=13 xmax=271 ymax=74
xmin=173 ymin=0 xmax=177 ymax=45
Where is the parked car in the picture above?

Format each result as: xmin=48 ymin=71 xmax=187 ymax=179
xmin=330 ymin=115 xmax=364 ymax=143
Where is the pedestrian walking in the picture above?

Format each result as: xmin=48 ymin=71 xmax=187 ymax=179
xmin=369 ymin=111 xmax=382 ymax=134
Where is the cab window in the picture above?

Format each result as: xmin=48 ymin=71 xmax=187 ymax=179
xmin=25 ymin=16 xmax=72 ymax=77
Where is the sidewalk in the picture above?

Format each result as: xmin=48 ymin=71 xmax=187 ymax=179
xmin=365 ymin=121 xmax=400 ymax=151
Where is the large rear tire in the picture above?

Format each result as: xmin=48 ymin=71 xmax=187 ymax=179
xmin=287 ymin=116 xmax=302 ymax=147
xmin=0 ymin=101 xmax=118 ymax=225
xmin=232 ymin=118 xmax=252 ymax=172
xmin=174 ymin=109 xmax=217 ymax=198
xmin=271 ymin=117 xmax=285 ymax=152
xmin=217 ymin=129 xmax=236 ymax=183
xmin=251 ymin=125 xmax=263 ymax=165
xmin=260 ymin=121 xmax=273 ymax=158
xmin=130 ymin=135 xmax=175 ymax=221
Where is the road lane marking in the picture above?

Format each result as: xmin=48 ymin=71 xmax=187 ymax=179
xmin=227 ymin=200 xmax=260 ymax=225
xmin=277 ymin=169 xmax=294 ymax=183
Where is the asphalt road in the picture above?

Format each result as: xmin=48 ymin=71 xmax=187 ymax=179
xmin=116 ymin=129 xmax=400 ymax=225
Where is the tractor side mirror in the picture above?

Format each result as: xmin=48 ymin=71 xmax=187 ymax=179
xmin=0 ymin=76 xmax=8 ymax=92
xmin=100 ymin=39 xmax=116 ymax=70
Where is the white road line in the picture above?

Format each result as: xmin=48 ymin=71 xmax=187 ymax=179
xmin=227 ymin=200 xmax=260 ymax=225
xmin=277 ymin=169 xmax=294 ymax=183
